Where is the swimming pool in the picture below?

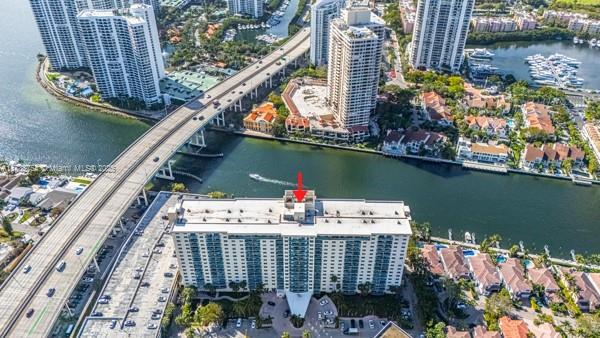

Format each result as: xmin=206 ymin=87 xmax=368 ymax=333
xmin=462 ymin=250 xmax=476 ymax=257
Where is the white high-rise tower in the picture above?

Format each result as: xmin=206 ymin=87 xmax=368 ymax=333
xmin=310 ymin=0 xmax=342 ymax=66
xmin=327 ymin=5 xmax=384 ymax=131
xmin=77 ymin=4 xmax=165 ymax=106
xmin=226 ymin=0 xmax=264 ymax=18
xmin=409 ymin=0 xmax=475 ymax=72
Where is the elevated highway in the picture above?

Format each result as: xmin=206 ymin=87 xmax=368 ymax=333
xmin=0 ymin=28 xmax=310 ymax=337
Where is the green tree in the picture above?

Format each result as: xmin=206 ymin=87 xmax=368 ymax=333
xmin=170 ymin=182 xmax=187 ymax=192
xmin=484 ymin=288 xmax=513 ymax=330
xmin=575 ymin=313 xmax=600 ymax=337
xmin=425 ymin=321 xmax=446 ymax=338
xmin=302 ymin=329 xmax=311 ymax=338
xmin=2 ymin=217 xmax=13 ymax=236
xmin=281 ymin=332 xmax=291 ymax=338
xmin=479 ymin=234 xmax=502 ymax=254
xmin=207 ymin=191 xmax=228 ymax=199
xmin=203 ymin=283 xmax=216 ymax=295
xmin=195 ymin=302 xmax=224 ymax=327
xmin=229 ymin=281 xmax=240 ymax=295
xmin=509 ymin=244 xmax=520 ymax=258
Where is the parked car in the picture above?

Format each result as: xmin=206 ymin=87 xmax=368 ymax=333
xmin=92 ymin=311 xmax=103 ymax=317
xmin=319 ymin=299 xmax=329 ymax=306
xmin=369 ymin=320 xmax=375 ymax=329
xmin=251 ymin=320 xmax=256 ymax=329
xmin=147 ymin=323 xmax=157 ymax=329
xmin=55 ymin=261 xmax=66 ymax=272
xmin=124 ymin=320 xmax=135 ymax=327
xmin=75 ymin=247 xmax=83 ymax=255
xmin=22 ymin=265 xmax=31 ymax=274
xmin=236 ymin=318 xmax=242 ymax=327
xmin=129 ymin=307 xmax=139 ymax=312
xmin=267 ymin=301 xmax=276 ymax=306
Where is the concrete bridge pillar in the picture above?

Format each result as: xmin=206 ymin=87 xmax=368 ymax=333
xmin=93 ymin=256 xmax=101 ymax=272
xmin=269 ymin=77 xmax=273 ymax=88
xmin=155 ymin=160 xmax=175 ymax=181
xmin=188 ymin=129 xmax=206 ymax=149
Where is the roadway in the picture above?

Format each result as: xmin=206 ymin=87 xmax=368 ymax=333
xmin=0 ymin=27 xmax=310 ymax=337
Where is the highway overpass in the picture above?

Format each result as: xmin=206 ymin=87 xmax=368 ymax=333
xmin=0 ymin=27 xmax=310 ymax=337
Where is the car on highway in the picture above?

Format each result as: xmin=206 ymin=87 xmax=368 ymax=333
xmin=164 ymin=272 xmax=173 ymax=277
xmin=92 ymin=311 xmax=103 ymax=317
xmin=75 ymin=247 xmax=83 ymax=255
xmin=55 ymin=260 xmax=66 ymax=272
xmin=82 ymin=277 xmax=94 ymax=283
xmin=26 ymin=309 xmax=35 ymax=318
xmin=22 ymin=265 xmax=31 ymax=274
xmin=129 ymin=307 xmax=139 ymax=312
xmin=98 ymin=298 xmax=109 ymax=304
xmin=141 ymin=281 xmax=150 ymax=287
xmin=47 ymin=288 xmax=55 ymax=297
xmin=242 ymin=82 xmax=246 ymax=86
xmin=153 ymin=156 xmax=159 ymax=162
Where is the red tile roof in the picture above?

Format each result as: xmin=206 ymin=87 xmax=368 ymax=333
xmin=499 ymin=317 xmax=529 ymax=338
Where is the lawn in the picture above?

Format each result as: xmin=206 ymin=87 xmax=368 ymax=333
xmin=18 ymin=210 xmax=33 ymax=224
xmin=0 ymin=229 xmax=24 ymax=243
xmin=554 ymin=0 xmax=600 ymax=5
xmin=73 ymin=177 xmax=92 ymax=185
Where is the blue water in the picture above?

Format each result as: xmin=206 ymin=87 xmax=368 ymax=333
xmin=463 ymin=250 xmax=476 ymax=257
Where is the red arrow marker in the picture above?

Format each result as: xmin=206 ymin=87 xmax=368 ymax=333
xmin=293 ymin=171 xmax=307 ymax=201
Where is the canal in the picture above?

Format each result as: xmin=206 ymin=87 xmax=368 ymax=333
xmin=0 ymin=0 xmax=598 ymax=258
xmin=236 ymin=0 xmax=301 ymax=42
xmin=167 ymin=132 xmax=600 ymax=259
xmin=468 ymin=40 xmax=600 ymax=90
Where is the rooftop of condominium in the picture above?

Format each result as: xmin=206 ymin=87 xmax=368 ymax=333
xmin=171 ymin=190 xmax=412 ymax=237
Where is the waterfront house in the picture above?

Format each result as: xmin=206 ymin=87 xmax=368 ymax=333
xmin=468 ymin=253 xmax=502 ymax=296
xmin=498 ymin=258 xmax=532 ymax=300
xmin=421 ymin=92 xmax=453 ymax=126
xmin=522 ymin=143 xmax=585 ymax=169
xmin=457 ymin=137 xmax=509 ymax=164
xmin=285 ymin=115 xmax=310 ymax=134
xmin=243 ymin=102 xmax=278 ymax=134
xmin=473 ymin=325 xmax=501 ymax=338
xmin=422 ymin=244 xmax=445 ymax=277
xmin=462 ymin=84 xmax=510 ymax=114
xmin=499 ymin=316 xmax=529 ymax=338
xmin=464 ymin=115 xmax=509 ymax=138
xmin=527 ymin=322 xmax=560 ymax=338
xmin=446 ymin=326 xmax=470 ymax=338
xmin=527 ymin=267 xmax=560 ymax=303
xmin=6 ymin=187 xmax=33 ymax=205
xmin=439 ymin=246 xmax=470 ymax=280
xmin=382 ymin=129 xmax=447 ymax=156
xmin=521 ymin=102 xmax=555 ymax=135
xmin=569 ymin=271 xmax=600 ymax=312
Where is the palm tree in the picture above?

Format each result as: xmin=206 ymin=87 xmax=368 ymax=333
xmin=203 ymin=283 xmax=216 ymax=296
xmin=229 ymin=281 xmax=240 ymax=295
xmin=302 ymin=330 xmax=311 ymax=338
xmin=2 ymin=217 xmax=13 ymax=236
xmin=239 ymin=280 xmax=247 ymax=292
xmin=281 ymin=332 xmax=291 ymax=338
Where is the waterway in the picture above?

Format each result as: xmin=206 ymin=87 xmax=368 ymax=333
xmin=468 ymin=40 xmax=600 ymax=90
xmin=235 ymin=0 xmax=300 ymax=42
xmin=0 ymin=0 xmax=598 ymax=258
xmin=168 ymin=132 xmax=600 ymax=259
xmin=0 ymin=0 xmax=149 ymax=167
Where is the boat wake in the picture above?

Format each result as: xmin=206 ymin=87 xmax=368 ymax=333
xmin=249 ymin=173 xmax=296 ymax=187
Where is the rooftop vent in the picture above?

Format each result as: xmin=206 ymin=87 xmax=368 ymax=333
xmin=394 ymin=211 xmax=399 ymax=215
xmin=225 ymin=218 xmax=230 ymax=222
xmin=187 ymin=209 xmax=191 ymax=212
xmin=369 ymin=211 xmax=373 ymax=215
xmin=202 ymin=217 xmax=206 ymax=222
xmin=337 ymin=220 xmax=341 ymax=224
xmin=325 ymin=219 xmax=329 ymax=223
xmin=362 ymin=220 xmax=367 ymax=224
xmin=268 ymin=208 xmax=273 ymax=213
xmin=238 ymin=219 xmax=242 ymax=223
xmin=370 ymin=220 xmax=375 ymax=224
xmin=336 ymin=210 xmax=340 ymax=216
xmin=205 ymin=209 xmax=210 ymax=213
xmin=267 ymin=220 xmax=272 ymax=224
xmin=361 ymin=211 xmax=366 ymax=215
xmin=227 ymin=209 xmax=231 ymax=213
xmin=240 ymin=209 xmax=244 ymax=213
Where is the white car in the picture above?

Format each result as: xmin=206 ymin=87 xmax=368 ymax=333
xmin=251 ymin=320 xmax=256 ymax=329
xmin=75 ymin=247 xmax=83 ymax=255
xmin=369 ymin=320 xmax=375 ymax=329
xmin=147 ymin=323 xmax=157 ymax=329
xmin=236 ymin=318 xmax=242 ymax=327
xmin=82 ymin=277 xmax=94 ymax=283
xmin=98 ymin=298 xmax=109 ymax=304
xmin=319 ymin=299 xmax=329 ymax=306
xmin=318 ymin=312 xmax=322 ymax=320
xmin=22 ymin=265 xmax=31 ymax=274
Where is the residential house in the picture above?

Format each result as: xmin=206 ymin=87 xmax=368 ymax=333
xmin=473 ymin=325 xmax=501 ymax=338
xmin=521 ymin=102 xmax=555 ymax=135
xmin=499 ymin=316 xmax=529 ymax=338
xmin=570 ymin=271 xmax=600 ymax=312
xmin=464 ymin=115 xmax=509 ymax=138
xmin=527 ymin=267 xmax=560 ymax=303
xmin=527 ymin=322 xmax=560 ymax=338
xmin=421 ymin=92 xmax=453 ymax=126
xmin=6 ymin=187 xmax=33 ymax=205
xmin=457 ymin=137 xmax=510 ymax=164
xmin=463 ymin=83 xmax=510 ymax=114
xmin=285 ymin=115 xmax=310 ymax=134
xmin=439 ymin=246 xmax=470 ymax=280
xmin=498 ymin=258 xmax=532 ymax=300
xmin=422 ymin=244 xmax=445 ymax=276
xmin=35 ymin=188 xmax=79 ymax=211
xmin=522 ymin=143 xmax=585 ymax=169
xmin=382 ymin=129 xmax=447 ymax=156
xmin=243 ymin=103 xmax=278 ymax=134
xmin=374 ymin=321 xmax=412 ymax=338
xmin=446 ymin=326 xmax=470 ymax=338
xmin=468 ymin=253 xmax=502 ymax=296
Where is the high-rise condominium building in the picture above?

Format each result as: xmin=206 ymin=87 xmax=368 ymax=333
xmin=327 ymin=6 xmax=384 ymax=130
xmin=226 ymin=0 xmax=264 ymax=18
xmin=310 ymin=0 xmax=342 ymax=65
xmin=171 ymin=190 xmax=411 ymax=316
xmin=409 ymin=0 xmax=474 ymax=72
xmin=77 ymin=4 xmax=165 ymax=105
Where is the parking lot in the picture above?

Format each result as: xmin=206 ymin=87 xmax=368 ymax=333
xmin=79 ymin=192 xmax=178 ymax=337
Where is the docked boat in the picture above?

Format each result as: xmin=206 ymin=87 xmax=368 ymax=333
xmin=468 ymin=48 xmax=495 ymax=59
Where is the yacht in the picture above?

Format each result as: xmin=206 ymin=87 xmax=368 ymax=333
xmin=469 ymin=48 xmax=495 ymax=59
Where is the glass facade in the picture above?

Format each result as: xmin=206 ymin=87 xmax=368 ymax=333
xmin=205 ymin=233 xmax=226 ymax=288
xmin=342 ymin=238 xmax=362 ymax=293
xmin=372 ymin=235 xmax=393 ymax=294
xmin=288 ymin=237 xmax=310 ymax=293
